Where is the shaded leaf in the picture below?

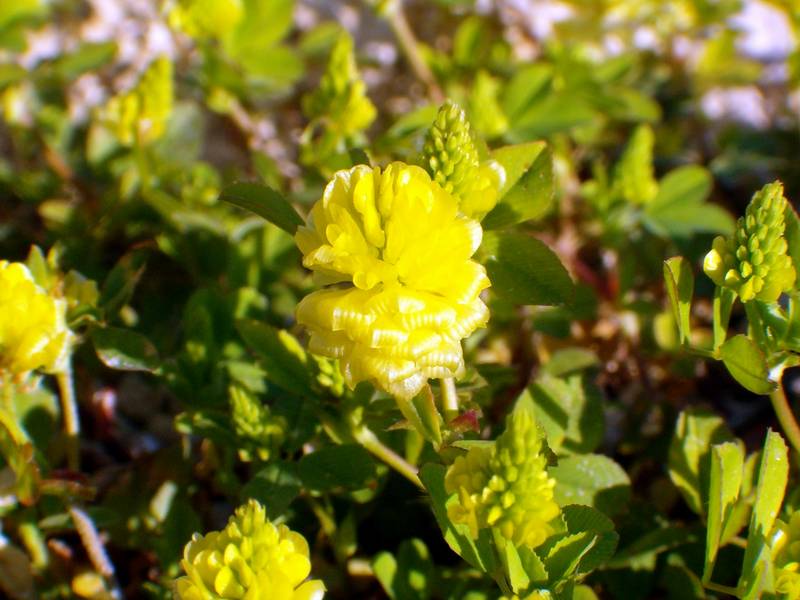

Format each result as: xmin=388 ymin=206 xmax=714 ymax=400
xmin=550 ymin=454 xmax=630 ymax=516
xmin=220 ymin=182 xmax=304 ymax=234
xmin=719 ymin=335 xmax=775 ymax=395
xmin=483 ymin=142 xmax=553 ymax=229
xmin=481 ymin=231 xmax=574 ymax=306
xmin=663 ymin=257 xmax=694 ymax=346
xmin=92 ymin=326 xmax=159 ymax=372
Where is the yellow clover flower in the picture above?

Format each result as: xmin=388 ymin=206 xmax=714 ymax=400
xmin=175 ymin=499 xmax=325 ymax=600
xmin=0 ymin=261 xmax=71 ymax=377
xmin=295 ymin=162 xmax=490 ymax=400
xmin=444 ymin=407 xmax=559 ymax=548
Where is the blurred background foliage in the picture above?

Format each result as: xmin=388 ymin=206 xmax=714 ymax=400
xmin=0 ymin=0 xmax=799 ymax=598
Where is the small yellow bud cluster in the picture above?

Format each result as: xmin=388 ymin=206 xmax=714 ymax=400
xmin=302 ymin=33 xmax=376 ymax=139
xmin=175 ymin=499 xmax=325 ymax=600
xmin=774 ymin=512 xmax=800 ymax=599
xmin=445 ymin=408 xmax=559 ymax=548
xmin=421 ymin=101 xmax=503 ymax=220
xmin=704 ymin=182 xmax=796 ymax=302
xmin=229 ymin=387 xmax=286 ymax=462
xmin=168 ymin=0 xmax=243 ymax=40
xmin=99 ymin=57 xmax=173 ymax=147
xmin=0 ymin=261 xmax=71 ymax=377
xmin=295 ymin=163 xmax=490 ymax=400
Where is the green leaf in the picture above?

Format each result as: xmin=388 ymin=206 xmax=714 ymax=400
xmin=220 ymin=183 xmax=304 ymax=234
xmin=562 ymin=505 xmax=619 ymax=574
xmin=419 ymin=463 xmax=497 ymax=574
xmin=748 ymin=430 xmax=789 ymax=548
xmin=236 ymin=320 xmax=313 ymax=397
xmin=644 ymin=199 xmax=735 ymax=239
xmin=704 ymin=441 xmax=744 ymax=581
xmin=541 ymin=348 xmax=599 ymax=378
xmin=298 ymin=444 xmax=376 ymax=492
xmin=739 ymin=430 xmax=788 ymax=598
xmin=653 ymin=166 xmax=712 ymax=208
xmin=519 ymin=373 xmax=604 ymax=454
xmin=481 ymin=231 xmax=574 ymax=306
xmin=668 ymin=408 xmax=734 ymax=515
xmin=643 ymin=167 xmax=734 ymax=239
xmin=373 ymin=538 xmax=433 ymax=600
xmin=92 ymin=327 xmax=159 ymax=372
xmin=483 ymin=142 xmax=553 ymax=229
xmin=241 ymin=462 xmax=302 ymax=518
xmin=719 ymin=335 xmax=776 ymax=395
xmin=543 ymin=532 xmax=597 ymax=583
xmin=550 ymin=454 xmax=631 ymax=516
xmin=503 ymin=542 xmax=531 ymax=593
xmin=663 ymin=257 xmax=694 ymax=346
xmin=50 ymin=41 xmax=116 ymax=79
xmin=784 ymin=202 xmax=800 ymax=277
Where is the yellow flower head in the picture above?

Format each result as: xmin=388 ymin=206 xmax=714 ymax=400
xmin=774 ymin=512 xmax=800 ymax=599
xmin=445 ymin=407 xmax=559 ymax=548
xmin=100 ymin=57 xmax=173 ymax=147
xmin=0 ymin=261 xmax=71 ymax=376
xmin=175 ymin=500 xmax=325 ymax=600
xmin=295 ymin=162 xmax=490 ymax=400
xmin=169 ymin=0 xmax=243 ymax=40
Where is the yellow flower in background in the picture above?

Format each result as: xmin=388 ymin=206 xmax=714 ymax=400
xmin=445 ymin=407 xmax=559 ymax=548
xmin=168 ymin=0 xmax=243 ymax=40
xmin=175 ymin=499 xmax=325 ymax=600
xmin=295 ymin=162 xmax=490 ymax=400
xmin=0 ymin=261 xmax=71 ymax=377
xmin=99 ymin=57 xmax=173 ymax=147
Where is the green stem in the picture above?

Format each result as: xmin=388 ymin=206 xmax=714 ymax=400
xmin=1 ymin=376 xmax=13 ymax=412
xmin=352 ymin=425 xmax=423 ymax=489
xmin=56 ymin=360 xmax=80 ymax=471
xmin=386 ymin=1 xmax=444 ymax=103
xmin=440 ymin=378 xmax=459 ymax=422
xmin=769 ymin=379 xmax=800 ymax=456
xmin=703 ymin=581 xmax=740 ymax=597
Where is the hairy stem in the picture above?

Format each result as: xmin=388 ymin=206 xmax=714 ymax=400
xmin=353 ymin=424 xmax=423 ymax=489
xmin=56 ymin=360 xmax=80 ymax=471
xmin=70 ymin=505 xmax=122 ymax=599
xmin=770 ymin=379 xmax=800 ymax=456
xmin=386 ymin=2 xmax=444 ymax=103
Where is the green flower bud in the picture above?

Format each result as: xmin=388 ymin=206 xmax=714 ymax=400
xmin=229 ymin=386 xmax=286 ymax=462
xmin=302 ymin=33 xmax=376 ymax=139
xmin=703 ymin=181 xmax=796 ymax=302
xmin=444 ymin=406 xmax=560 ymax=548
xmin=421 ymin=100 xmax=503 ymax=219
